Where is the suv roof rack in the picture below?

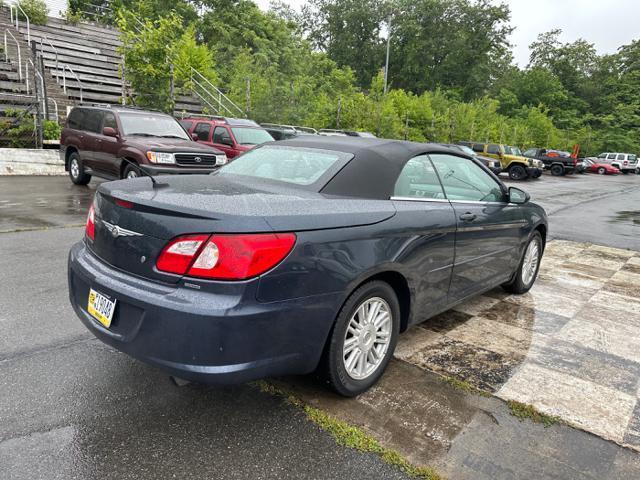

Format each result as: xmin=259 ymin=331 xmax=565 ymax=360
xmin=76 ymin=103 xmax=164 ymax=113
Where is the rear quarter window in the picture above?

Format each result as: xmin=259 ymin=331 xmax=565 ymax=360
xmin=67 ymin=109 xmax=85 ymax=130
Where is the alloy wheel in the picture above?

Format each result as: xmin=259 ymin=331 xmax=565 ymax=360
xmin=521 ymin=238 xmax=540 ymax=286
xmin=126 ymin=170 xmax=139 ymax=179
xmin=70 ymin=158 xmax=80 ymax=179
xmin=342 ymin=297 xmax=392 ymax=380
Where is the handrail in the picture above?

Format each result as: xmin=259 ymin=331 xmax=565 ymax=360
xmin=27 ymin=57 xmax=45 ymax=116
xmin=37 ymin=33 xmax=84 ymax=103
xmin=191 ymin=88 xmax=226 ymax=116
xmin=4 ymin=29 xmax=22 ymax=81
xmin=190 ymin=67 xmax=245 ymax=117
xmin=11 ymin=2 xmax=31 ymax=46
xmin=62 ymin=64 xmax=83 ymax=102
xmin=39 ymin=35 xmax=58 ymax=72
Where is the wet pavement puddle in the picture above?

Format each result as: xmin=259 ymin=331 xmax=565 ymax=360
xmin=397 ymin=240 xmax=640 ymax=451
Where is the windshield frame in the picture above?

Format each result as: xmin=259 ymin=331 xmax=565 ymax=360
xmin=119 ymin=112 xmax=190 ymax=140
xmin=216 ymin=144 xmax=354 ymax=191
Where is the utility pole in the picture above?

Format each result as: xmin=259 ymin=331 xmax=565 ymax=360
xmin=336 ymin=97 xmax=342 ymax=128
xmin=246 ymin=77 xmax=251 ymax=116
xmin=383 ymin=16 xmax=391 ymax=95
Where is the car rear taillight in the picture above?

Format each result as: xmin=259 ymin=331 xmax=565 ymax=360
xmin=156 ymin=233 xmax=296 ymax=280
xmin=86 ymin=204 xmax=95 ymax=241
xmin=115 ymin=199 xmax=134 ymax=209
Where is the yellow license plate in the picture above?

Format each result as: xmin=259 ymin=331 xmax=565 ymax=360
xmin=87 ymin=288 xmax=116 ymax=328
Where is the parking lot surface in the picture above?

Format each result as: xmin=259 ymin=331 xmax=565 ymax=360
xmin=1 ymin=173 xmax=640 ymax=479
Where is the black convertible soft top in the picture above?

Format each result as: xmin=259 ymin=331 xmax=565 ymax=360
xmin=274 ymin=136 xmax=469 ymax=200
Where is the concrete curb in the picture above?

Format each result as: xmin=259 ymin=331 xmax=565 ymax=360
xmin=0 ymin=148 xmax=65 ymax=176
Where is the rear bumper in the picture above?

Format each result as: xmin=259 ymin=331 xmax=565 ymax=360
xmin=68 ymin=241 xmax=341 ymax=383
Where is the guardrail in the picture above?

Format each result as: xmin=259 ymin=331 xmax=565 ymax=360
xmin=3 ymin=29 xmax=22 ymax=81
xmin=9 ymin=3 xmax=31 ymax=46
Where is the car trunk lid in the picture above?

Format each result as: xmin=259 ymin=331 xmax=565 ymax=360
xmin=89 ymin=175 xmax=396 ymax=283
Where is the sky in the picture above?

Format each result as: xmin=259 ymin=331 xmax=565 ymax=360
xmin=254 ymin=0 xmax=640 ymax=66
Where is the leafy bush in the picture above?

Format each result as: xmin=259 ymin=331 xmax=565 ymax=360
xmin=63 ymin=8 xmax=83 ymax=25
xmin=18 ymin=0 xmax=49 ymax=26
xmin=43 ymin=120 xmax=61 ymax=140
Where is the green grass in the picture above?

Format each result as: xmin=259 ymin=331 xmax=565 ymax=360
xmin=507 ymin=400 xmax=562 ymax=427
xmin=440 ymin=375 xmax=491 ymax=397
xmin=255 ymin=380 xmax=443 ymax=480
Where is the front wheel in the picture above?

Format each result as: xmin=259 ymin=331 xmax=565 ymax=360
xmin=597 ymin=167 xmax=606 ymax=175
xmin=123 ymin=164 xmax=140 ymax=179
xmin=502 ymin=231 xmax=543 ymax=294
xmin=508 ymin=165 xmax=528 ymax=181
xmin=320 ymin=281 xmax=400 ymax=397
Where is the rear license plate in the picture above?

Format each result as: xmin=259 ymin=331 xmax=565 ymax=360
xmin=87 ymin=288 xmax=116 ymax=328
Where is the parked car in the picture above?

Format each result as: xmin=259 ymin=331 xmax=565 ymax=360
xmin=442 ymin=143 xmax=502 ymax=175
xmin=318 ymin=129 xmax=376 ymax=138
xmin=583 ymin=158 xmax=621 ymax=175
xmin=458 ymin=141 xmax=544 ymax=180
xmin=260 ymin=123 xmax=318 ymax=140
xmin=593 ymin=152 xmax=638 ymax=174
xmin=61 ymin=106 xmax=228 ymax=185
xmin=179 ymin=117 xmax=274 ymax=160
xmin=68 ymin=137 xmax=547 ymax=396
xmin=523 ymin=148 xmax=579 ymax=176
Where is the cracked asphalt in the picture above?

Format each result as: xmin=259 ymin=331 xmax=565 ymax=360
xmin=1 ymin=172 xmax=639 ymax=479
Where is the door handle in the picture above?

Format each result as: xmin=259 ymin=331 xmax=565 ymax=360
xmin=459 ymin=212 xmax=477 ymax=222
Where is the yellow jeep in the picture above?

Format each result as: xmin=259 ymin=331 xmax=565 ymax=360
xmin=459 ymin=142 xmax=544 ymax=180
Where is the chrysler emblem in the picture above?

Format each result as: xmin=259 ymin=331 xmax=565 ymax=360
xmin=102 ymin=220 xmax=143 ymax=239
xmin=194 ymin=156 xmax=202 ymax=163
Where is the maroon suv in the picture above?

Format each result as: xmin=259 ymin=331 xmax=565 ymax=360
xmin=61 ymin=106 xmax=227 ymax=185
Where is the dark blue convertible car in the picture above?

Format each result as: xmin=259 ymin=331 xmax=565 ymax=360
xmin=68 ymin=137 xmax=547 ymax=396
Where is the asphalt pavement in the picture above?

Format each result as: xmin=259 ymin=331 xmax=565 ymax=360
xmin=1 ymin=172 xmax=639 ymax=479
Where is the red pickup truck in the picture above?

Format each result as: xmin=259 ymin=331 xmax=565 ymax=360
xmin=179 ymin=117 xmax=274 ymax=160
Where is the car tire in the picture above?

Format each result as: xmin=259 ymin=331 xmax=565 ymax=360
xmin=320 ymin=281 xmax=400 ymax=397
xmin=622 ymin=170 xmax=629 ymax=175
xmin=508 ymin=165 xmax=527 ymax=181
xmin=502 ymin=231 xmax=543 ymax=294
xmin=123 ymin=164 xmax=140 ymax=179
xmin=550 ymin=164 xmax=564 ymax=176
xmin=68 ymin=152 xmax=91 ymax=185
xmin=597 ymin=167 xmax=606 ymax=175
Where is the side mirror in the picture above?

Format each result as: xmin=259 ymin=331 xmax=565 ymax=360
xmin=508 ymin=186 xmax=530 ymax=204
xmin=103 ymin=127 xmax=118 ymax=137
xmin=191 ymin=133 xmax=199 ymax=142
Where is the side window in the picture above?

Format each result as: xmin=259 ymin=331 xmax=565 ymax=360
xmin=523 ymin=148 xmax=536 ymax=157
xmin=67 ymin=109 xmax=85 ymax=130
xmin=84 ymin=110 xmax=103 ymax=133
xmin=194 ymin=122 xmax=212 ymax=141
xmin=393 ymin=154 xmax=445 ymax=199
xmin=179 ymin=120 xmax=193 ymax=131
xmin=472 ymin=144 xmax=484 ymax=153
xmin=617 ymin=154 xmax=625 ymax=160
xmin=607 ymin=153 xmax=617 ymax=160
xmin=487 ymin=144 xmax=500 ymax=155
xmin=103 ymin=112 xmax=117 ymax=131
xmin=213 ymin=126 xmax=230 ymax=144
xmin=430 ymin=154 xmax=504 ymax=202
xmin=598 ymin=153 xmax=606 ymax=159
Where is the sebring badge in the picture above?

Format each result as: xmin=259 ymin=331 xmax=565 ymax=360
xmin=102 ymin=220 xmax=143 ymax=239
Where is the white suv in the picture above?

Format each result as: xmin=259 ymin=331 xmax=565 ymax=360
xmin=596 ymin=153 xmax=638 ymax=174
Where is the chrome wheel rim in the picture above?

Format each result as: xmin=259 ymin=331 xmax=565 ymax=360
xmin=521 ymin=239 xmax=540 ymax=286
xmin=126 ymin=170 xmax=138 ymax=179
xmin=70 ymin=158 xmax=79 ymax=178
xmin=343 ymin=297 xmax=392 ymax=380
